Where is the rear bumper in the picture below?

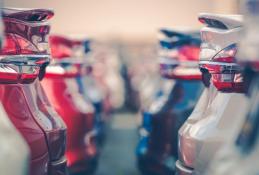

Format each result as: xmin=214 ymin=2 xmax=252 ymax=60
xmin=175 ymin=160 xmax=193 ymax=175
xmin=49 ymin=156 xmax=68 ymax=175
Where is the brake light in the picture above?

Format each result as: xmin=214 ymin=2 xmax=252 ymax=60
xmin=2 ymin=18 xmax=50 ymax=56
xmin=0 ymin=10 xmax=52 ymax=83
xmin=0 ymin=64 xmax=19 ymax=83
xmin=1 ymin=34 xmax=39 ymax=55
xmin=179 ymin=45 xmax=200 ymax=61
xmin=45 ymin=62 xmax=90 ymax=78
xmin=47 ymin=35 xmax=92 ymax=78
xmin=45 ymin=64 xmax=80 ymax=78
xmin=159 ymin=45 xmax=201 ymax=80
xmin=49 ymin=35 xmax=83 ymax=59
xmin=20 ymin=65 xmax=40 ymax=83
xmin=50 ymin=41 xmax=72 ymax=59
xmin=213 ymin=44 xmax=237 ymax=63
xmin=200 ymin=44 xmax=244 ymax=92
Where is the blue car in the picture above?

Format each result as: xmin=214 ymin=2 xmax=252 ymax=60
xmin=136 ymin=29 xmax=204 ymax=175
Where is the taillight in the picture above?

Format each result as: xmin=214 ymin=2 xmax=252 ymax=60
xmin=0 ymin=63 xmax=40 ymax=84
xmin=0 ymin=64 xmax=19 ymax=83
xmin=159 ymin=45 xmax=201 ymax=80
xmin=0 ymin=9 xmax=52 ymax=83
xmin=2 ymin=18 xmax=50 ymax=56
xmin=179 ymin=45 xmax=200 ymax=61
xmin=45 ymin=61 xmax=90 ymax=78
xmin=200 ymin=44 xmax=244 ymax=92
xmin=1 ymin=34 xmax=39 ymax=55
xmin=20 ymin=65 xmax=40 ymax=83
xmin=45 ymin=64 xmax=80 ymax=78
xmin=49 ymin=35 xmax=83 ymax=59
xmin=50 ymin=42 xmax=72 ymax=59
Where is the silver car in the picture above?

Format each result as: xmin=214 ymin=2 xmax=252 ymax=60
xmin=176 ymin=13 xmax=250 ymax=175
xmin=206 ymin=0 xmax=259 ymax=174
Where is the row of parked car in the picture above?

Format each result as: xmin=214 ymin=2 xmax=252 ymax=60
xmin=0 ymin=6 xmax=120 ymax=175
xmin=136 ymin=0 xmax=259 ymax=175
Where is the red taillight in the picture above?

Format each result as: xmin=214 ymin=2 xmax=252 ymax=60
xmin=50 ymin=42 xmax=73 ymax=59
xmin=159 ymin=45 xmax=201 ymax=80
xmin=0 ymin=9 xmax=52 ymax=83
xmin=0 ymin=65 xmax=20 ymax=83
xmin=1 ymin=34 xmax=38 ymax=55
xmin=179 ymin=45 xmax=200 ymax=62
xmin=200 ymin=44 xmax=244 ymax=92
xmin=20 ymin=65 xmax=40 ymax=83
xmin=212 ymin=73 xmax=244 ymax=92
xmin=45 ymin=62 xmax=90 ymax=78
xmin=2 ymin=17 xmax=50 ymax=56
xmin=45 ymin=65 xmax=80 ymax=78
xmin=0 ymin=64 xmax=40 ymax=84
xmin=49 ymin=35 xmax=83 ymax=59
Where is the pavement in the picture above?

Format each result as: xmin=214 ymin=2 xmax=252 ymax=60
xmin=95 ymin=112 xmax=141 ymax=175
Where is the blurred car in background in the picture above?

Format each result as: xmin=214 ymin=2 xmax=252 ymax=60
xmin=0 ymin=7 xmax=30 ymax=175
xmin=77 ymin=39 xmax=107 ymax=145
xmin=205 ymin=0 xmax=259 ymax=174
xmin=91 ymin=43 xmax=125 ymax=112
xmin=41 ymin=35 xmax=99 ymax=175
xmin=176 ymin=13 xmax=250 ymax=175
xmin=137 ymin=29 xmax=204 ymax=175
xmin=0 ymin=8 xmax=68 ymax=175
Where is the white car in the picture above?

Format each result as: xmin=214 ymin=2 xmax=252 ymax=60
xmin=176 ymin=13 xmax=250 ymax=175
xmin=206 ymin=0 xmax=259 ymax=174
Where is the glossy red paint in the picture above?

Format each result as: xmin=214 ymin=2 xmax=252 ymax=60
xmin=41 ymin=35 xmax=98 ymax=174
xmin=42 ymin=73 xmax=98 ymax=174
xmin=0 ymin=84 xmax=49 ymax=175
xmin=0 ymin=8 xmax=67 ymax=175
xmin=23 ymin=79 xmax=67 ymax=164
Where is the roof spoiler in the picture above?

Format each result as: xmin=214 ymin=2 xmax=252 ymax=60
xmin=198 ymin=13 xmax=243 ymax=29
xmin=159 ymin=29 xmax=201 ymax=49
xmin=2 ymin=8 xmax=54 ymax=22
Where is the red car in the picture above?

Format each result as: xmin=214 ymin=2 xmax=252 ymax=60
xmin=0 ymin=8 xmax=67 ymax=175
xmin=41 ymin=35 xmax=98 ymax=174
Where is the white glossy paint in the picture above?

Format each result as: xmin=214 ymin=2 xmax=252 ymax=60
xmin=176 ymin=13 xmax=250 ymax=175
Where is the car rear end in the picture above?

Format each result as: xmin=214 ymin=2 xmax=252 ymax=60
xmin=0 ymin=8 xmax=68 ymax=175
xmin=137 ymin=29 xmax=204 ymax=175
xmin=176 ymin=13 xmax=250 ymax=175
xmin=205 ymin=1 xmax=259 ymax=174
xmin=41 ymin=35 xmax=98 ymax=175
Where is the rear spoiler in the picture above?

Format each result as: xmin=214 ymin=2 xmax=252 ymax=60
xmin=198 ymin=13 xmax=243 ymax=29
xmin=49 ymin=35 xmax=93 ymax=59
xmin=0 ymin=8 xmax=54 ymax=64
xmin=50 ymin=35 xmax=82 ymax=48
xmin=159 ymin=29 xmax=201 ymax=49
xmin=2 ymin=8 xmax=54 ymax=22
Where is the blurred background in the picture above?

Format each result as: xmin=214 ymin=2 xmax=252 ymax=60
xmin=4 ymin=0 xmax=238 ymax=40
xmin=3 ymin=1 xmax=239 ymax=175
